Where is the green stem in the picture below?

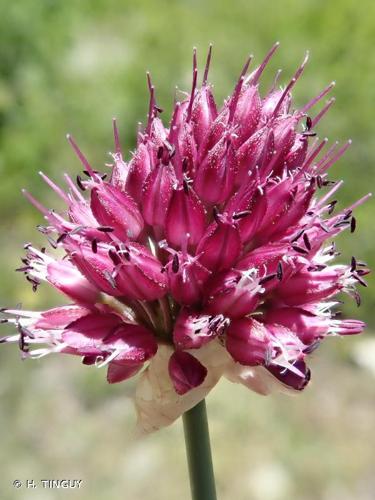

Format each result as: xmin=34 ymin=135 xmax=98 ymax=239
xmin=183 ymin=399 xmax=217 ymax=500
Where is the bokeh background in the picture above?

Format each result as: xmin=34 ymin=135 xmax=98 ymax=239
xmin=1 ymin=0 xmax=374 ymax=499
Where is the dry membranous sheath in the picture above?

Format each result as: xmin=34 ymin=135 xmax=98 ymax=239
xmin=1 ymin=43 xmax=370 ymax=433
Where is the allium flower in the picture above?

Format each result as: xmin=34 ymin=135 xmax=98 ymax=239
xmin=1 ymin=43 xmax=370 ymax=432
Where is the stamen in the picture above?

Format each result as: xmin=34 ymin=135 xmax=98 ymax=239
xmin=22 ymin=189 xmax=49 ymax=216
xmin=212 ymin=206 xmax=220 ymax=224
xmin=311 ymin=98 xmax=336 ymax=128
xmin=303 ymin=233 xmax=311 ymax=250
xmin=302 ymin=81 xmax=336 ymax=114
xmin=91 ymin=239 xmax=98 ymax=253
xmin=268 ymin=68 xmax=282 ymax=94
xmin=229 ymin=54 xmax=253 ymax=123
xmin=39 ymin=172 xmax=70 ymax=204
xmin=232 ymin=210 xmax=251 ymax=220
xmin=272 ymin=51 xmax=309 ymax=118
xmin=146 ymin=72 xmax=156 ymax=134
xmin=76 ymin=175 xmax=86 ymax=191
xmin=172 ymin=254 xmax=179 ymax=273
xmin=259 ymin=273 xmax=276 ymax=285
xmin=248 ymin=41 xmax=280 ymax=85
xmin=64 ymin=173 xmax=85 ymax=200
xmin=202 ymin=43 xmax=213 ymax=86
xmin=66 ymin=134 xmax=96 ymax=177
xmin=276 ymin=261 xmax=283 ymax=281
xmin=316 ymin=180 xmax=344 ymax=209
xmin=112 ymin=117 xmax=122 ymax=155
xmin=318 ymin=140 xmax=352 ymax=174
xmin=186 ymin=48 xmax=198 ymax=122
xmin=305 ymin=116 xmax=312 ymax=130
xmin=292 ymin=244 xmax=309 ymax=255
xmin=290 ymin=229 xmax=304 ymax=243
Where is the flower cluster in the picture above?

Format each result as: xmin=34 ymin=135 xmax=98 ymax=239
xmin=1 ymin=44 xmax=369 ymax=428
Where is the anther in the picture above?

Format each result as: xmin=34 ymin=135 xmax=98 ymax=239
xmin=91 ymin=239 xmax=98 ymax=254
xmin=259 ymin=274 xmax=277 ymax=285
xmin=183 ymin=179 xmax=189 ymax=194
xmin=303 ymin=233 xmax=311 ymax=250
xmin=76 ymin=175 xmax=86 ymax=191
xmin=233 ymin=210 xmax=251 ymax=220
xmin=292 ymin=245 xmax=309 ymax=254
xmin=172 ymin=254 xmax=180 ymax=273
xmin=276 ymin=261 xmax=283 ymax=281
xmin=213 ymin=206 xmax=220 ymax=224
xmin=108 ymin=249 xmax=121 ymax=265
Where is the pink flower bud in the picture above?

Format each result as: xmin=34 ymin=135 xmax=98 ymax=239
xmin=197 ymin=219 xmax=242 ymax=271
xmin=141 ymin=163 xmax=175 ymax=228
xmin=125 ymin=143 xmax=152 ymax=203
xmin=226 ymin=317 xmax=270 ymax=365
xmin=168 ymin=350 xmax=207 ymax=395
xmin=236 ymin=126 xmax=274 ymax=184
xmin=91 ymin=182 xmax=144 ymax=240
xmin=225 ymin=182 xmax=268 ymax=243
xmin=191 ymin=86 xmax=218 ymax=149
xmin=262 ymin=89 xmax=291 ymax=119
xmin=232 ymin=84 xmax=261 ymax=144
xmin=194 ymin=136 xmax=237 ymax=204
xmin=165 ymin=185 xmax=206 ymax=249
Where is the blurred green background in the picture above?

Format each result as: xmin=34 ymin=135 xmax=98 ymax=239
xmin=0 ymin=0 xmax=374 ymax=499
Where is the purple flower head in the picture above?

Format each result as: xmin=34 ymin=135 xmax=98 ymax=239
xmin=2 ymin=44 xmax=370 ymax=431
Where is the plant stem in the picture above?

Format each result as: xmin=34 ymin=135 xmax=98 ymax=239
xmin=183 ymin=399 xmax=217 ymax=500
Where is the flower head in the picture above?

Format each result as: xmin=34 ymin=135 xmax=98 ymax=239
xmin=1 ymin=43 xmax=369 ymax=431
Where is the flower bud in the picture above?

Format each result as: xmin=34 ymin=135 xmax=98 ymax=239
xmin=197 ymin=220 xmax=242 ymax=271
xmin=142 ymin=163 xmax=175 ymax=228
xmin=165 ymin=185 xmax=206 ymax=249
xmin=191 ymin=86 xmax=218 ymax=149
xmin=91 ymin=182 xmax=144 ymax=240
xmin=232 ymin=84 xmax=261 ymax=144
xmin=125 ymin=143 xmax=152 ymax=203
xmin=194 ymin=136 xmax=237 ymax=204
xmin=168 ymin=350 xmax=207 ymax=395
xmin=226 ymin=317 xmax=270 ymax=366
